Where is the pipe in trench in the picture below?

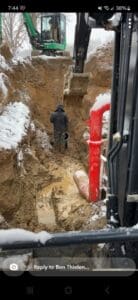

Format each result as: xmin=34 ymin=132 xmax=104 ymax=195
xmin=87 ymin=99 xmax=110 ymax=201
xmin=1 ymin=227 xmax=138 ymax=250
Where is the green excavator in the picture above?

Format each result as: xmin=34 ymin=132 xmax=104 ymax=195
xmin=0 ymin=12 xmax=66 ymax=56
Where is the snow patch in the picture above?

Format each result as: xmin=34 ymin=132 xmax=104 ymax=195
xmin=17 ymin=90 xmax=31 ymax=103
xmin=0 ymin=73 xmax=9 ymax=97
xmin=108 ymin=13 xmax=121 ymax=27
xmin=121 ymin=245 xmax=126 ymax=255
xmin=91 ymin=92 xmax=111 ymax=111
xmin=0 ymin=102 xmax=30 ymax=150
xmin=91 ymin=214 xmax=99 ymax=221
xmin=88 ymin=202 xmax=107 ymax=224
xmin=36 ymin=129 xmax=52 ymax=150
xmin=36 ymin=231 xmax=52 ymax=244
xmin=17 ymin=149 xmax=24 ymax=167
xmin=11 ymin=56 xmax=32 ymax=66
xmin=30 ymin=121 xmax=35 ymax=132
xmin=33 ymin=55 xmax=69 ymax=61
xmin=132 ymin=223 xmax=138 ymax=229
xmin=0 ymin=54 xmax=11 ymax=71
xmin=101 ymin=206 xmax=106 ymax=213
xmin=0 ymin=229 xmax=52 ymax=246
xmin=103 ymin=111 xmax=110 ymax=122
xmin=110 ymin=215 xmax=118 ymax=224
xmin=14 ymin=46 xmax=32 ymax=60
xmin=98 ymin=243 xmax=105 ymax=249
xmin=83 ymin=129 xmax=90 ymax=141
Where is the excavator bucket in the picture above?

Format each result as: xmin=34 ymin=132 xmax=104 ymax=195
xmin=63 ymin=70 xmax=90 ymax=104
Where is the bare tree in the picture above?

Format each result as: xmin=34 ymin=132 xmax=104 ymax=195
xmin=29 ymin=13 xmax=41 ymax=28
xmin=2 ymin=13 xmax=28 ymax=55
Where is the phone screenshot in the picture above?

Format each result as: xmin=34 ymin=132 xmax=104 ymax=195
xmin=0 ymin=3 xmax=138 ymax=287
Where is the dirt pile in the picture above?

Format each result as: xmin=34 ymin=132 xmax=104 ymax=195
xmin=85 ymin=42 xmax=113 ymax=87
xmin=0 ymin=44 xmax=13 ymax=61
xmin=0 ymin=44 xmax=112 ymax=233
xmin=84 ymin=42 xmax=113 ymax=107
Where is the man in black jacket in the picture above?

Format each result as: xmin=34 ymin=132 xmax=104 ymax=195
xmin=50 ymin=104 xmax=69 ymax=151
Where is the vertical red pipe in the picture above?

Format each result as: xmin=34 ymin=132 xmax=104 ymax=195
xmin=87 ymin=100 xmax=110 ymax=202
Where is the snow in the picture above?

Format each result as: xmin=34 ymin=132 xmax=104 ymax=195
xmin=36 ymin=129 xmax=52 ymax=150
xmin=14 ymin=46 xmax=32 ymax=60
xmin=0 ymin=229 xmax=52 ymax=246
xmin=103 ymin=111 xmax=110 ymax=122
xmin=108 ymin=13 xmax=121 ymax=27
xmin=36 ymin=231 xmax=52 ymax=244
xmin=0 ymin=102 xmax=30 ymax=150
xmin=103 ymin=198 xmax=108 ymax=204
xmin=30 ymin=121 xmax=35 ymax=132
xmin=98 ymin=243 xmax=105 ymax=249
xmin=100 ymin=208 xmax=106 ymax=218
xmin=0 ymin=54 xmax=11 ymax=71
xmin=110 ymin=215 xmax=119 ymax=224
xmin=91 ymin=92 xmax=111 ymax=111
xmin=121 ymin=245 xmax=126 ymax=255
xmin=17 ymin=90 xmax=31 ymax=103
xmin=91 ymin=214 xmax=99 ymax=221
xmin=101 ymin=206 xmax=106 ymax=213
xmin=11 ymin=56 xmax=32 ymax=65
xmin=17 ymin=149 xmax=23 ymax=162
xmin=0 ymin=73 xmax=9 ymax=97
xmin=17 ymin=149 xmax=23 ymax=167
xmin=132 ymin=223 xmax=138 ymax=229
xmin=89 ymin=203 xmax=106 ymax=223
xmin=83 ymin=129 xmax=90 ymax=141
xmin=33 ymin=55 xmax=69 ymax=61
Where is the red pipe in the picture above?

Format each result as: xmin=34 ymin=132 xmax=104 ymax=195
xmin=87 ymin=98 xmax=110 ymax=202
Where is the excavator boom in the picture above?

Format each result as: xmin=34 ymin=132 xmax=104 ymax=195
xmin=63 ymin=12 xmax=115 ymax=102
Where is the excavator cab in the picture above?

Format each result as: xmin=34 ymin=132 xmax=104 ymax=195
xmin=23 ymin=12 xmax=66 ymax=55
xmin=40 ymin=13 xmax=66 ymax=54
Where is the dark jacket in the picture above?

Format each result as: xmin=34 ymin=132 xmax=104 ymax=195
xmin=50 ymin=106 xmax=68 ymax=132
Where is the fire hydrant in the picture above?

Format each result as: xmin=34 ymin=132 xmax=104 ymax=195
xmin=87 ymin=96 xmax=111 ymax=202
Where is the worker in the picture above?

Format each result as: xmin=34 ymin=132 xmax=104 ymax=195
xmin=50 ymin=104 xmax=69 ymax=151
xmin=49 ymin=18 xmax=59 ymax=42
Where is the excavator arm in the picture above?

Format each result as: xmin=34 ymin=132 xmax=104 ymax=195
xmin=73 ymin=12 xmax=115 ymax=73
xmin=23 ymin=13 xmax=42 ymax=49
xmin=64 ymin=12 xmax=115 ymax=100
xmin=73 ymin=13 xmax=91 ymax=73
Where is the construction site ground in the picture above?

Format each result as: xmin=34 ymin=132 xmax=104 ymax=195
xmin=0 ymin=43 xmax=113 ymax=235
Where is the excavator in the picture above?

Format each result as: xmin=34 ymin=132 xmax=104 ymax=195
xmin=23 ymin=13 xmax=66 ymax=55
xmin=1 ymin=11 xmax=138 ymax=272
xmin=0 ymin=12 xmax=66 ymax=55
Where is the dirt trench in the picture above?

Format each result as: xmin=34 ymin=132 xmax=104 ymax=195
xmin=0 ymin=43 xmax=113 ymax=233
